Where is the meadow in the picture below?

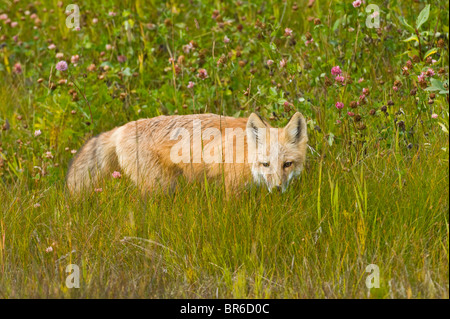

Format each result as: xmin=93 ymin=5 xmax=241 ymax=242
xmin=0 ymin=0 xmax=448 ymax=298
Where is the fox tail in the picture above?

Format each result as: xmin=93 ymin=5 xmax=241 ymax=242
xmin=66 ymin=128 xmax=119 ymax=194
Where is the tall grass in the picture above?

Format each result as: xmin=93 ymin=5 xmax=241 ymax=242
xmin=0 ymin=0 xmax=448 ymax=298
xmin=0 ymin=137 xmax=447 ymax=298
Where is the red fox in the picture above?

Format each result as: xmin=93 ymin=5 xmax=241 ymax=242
xmin=66 ymin=112 xmax=308 ymax=194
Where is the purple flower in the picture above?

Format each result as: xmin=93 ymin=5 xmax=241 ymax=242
xmin=431 ymin=113 xmax=438 ymax=119
xmin=335 ymin=102 xmax=344 ymax=109
xmin=335 ymin=75 xmax=345 ymax=83
xmin=56 ymin=60 xmax=68 ymax=71
xmin=187 ymin=81 xmax=195 ymax=88
xmin=13 ymin=62 xmax=22 ymax=74
xmin=197 ymin=68 xmax=208 ymax=79
xmin=426 ymin=68 xmax=435 ymax=77
xmin=331 ymin=66 xmax=342 ymax=76
xmin=112 ymin=171 xmax=122 ymax=179
xmin=284 ymin=28 xmax=293 ymax=37
xmin=418 ymin=72 xmax=426 ymax=83
xmin=352 ymin=0 xmax=362 ymax=8
xmin=117 ymin=55 xmax=127 ymax=63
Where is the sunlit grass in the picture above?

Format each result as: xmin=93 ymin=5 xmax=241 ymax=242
xmin=0 ymin=0 xmax=448 ymax=298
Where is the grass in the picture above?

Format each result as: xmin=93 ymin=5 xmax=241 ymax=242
xmin=0 ymin=0 xmax=449 ymax=298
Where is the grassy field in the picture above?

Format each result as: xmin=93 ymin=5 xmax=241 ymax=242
xmin=0 ymin=0 xmax=448 ymax=298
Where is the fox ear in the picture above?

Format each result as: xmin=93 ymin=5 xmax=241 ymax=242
xmin=284 ymin=112 xmax=308 ymax=145
xmin=246 ymin=113 xmax=267 ymax=143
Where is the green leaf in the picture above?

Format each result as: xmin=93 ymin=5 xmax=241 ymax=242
xmin=270 ymin=42 xmax=277 ymax=51
xmin=424 ymin=48 xmax=438 ymax=59
xmin=438 ymin=122 xmax=449 ymax=135
xmin=416 ymin=4 xmax=430 ymax=30
xmin=328 ymin=133 xmax=335 ymax=146
xmin=402 ymin=34 xmax=419 ymax=43
xmin=398 ymin=16 xmax=415 ymax=33
xmin=424 ymin=78 xmax=450 ymax=95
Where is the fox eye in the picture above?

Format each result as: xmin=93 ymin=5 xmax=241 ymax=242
xmin=262 ymin=162 xmax=270 ymax=167
xmin=283 ymin=161 xmax=293 ymax=168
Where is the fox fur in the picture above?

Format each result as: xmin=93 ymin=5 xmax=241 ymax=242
xmin=66 ymin=112 xmax=308 ymax=194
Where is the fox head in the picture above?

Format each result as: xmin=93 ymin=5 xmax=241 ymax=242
xmin=246 ymin=112 xmax=308 ymax=193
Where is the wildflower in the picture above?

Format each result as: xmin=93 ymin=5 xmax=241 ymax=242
xmin=0 ymin=14 xmax=8 ymax=20
xmin=267 ymin=59 xmax=274 ymax=66
xmin=358 ymin=77 xmax=364 ymax=83
xmin=87 ymin=64 xmax=96 ymax=72
xmin=197 ymin=68 xmax=208 ymax=79
xmin=56 ymin=60 xmax=68 ymax=71
xmin=45 ymin=246 xmax=53 ymax=253
xmin=45 ymin=151 xmax=53 ymax=159
xmin=13 ymin=62 xmax=22 ymax=74
xmin=336 ymin=119 xmax=342 ymax=125
xmin=352 ymin=0 xmax=362 ymax=8
xmin=335 ymin=75 xmax=345 ymax=84
xmin=56 ymin=52 xmax=64 ymax=60
xmin=362 ymin=88 xmax=370 ymax=95
xmin=335 ymin=102 xmax=344 ymax=109
xmin=117 ymin=55 xmax=127 ymax=63
xmin=34 ymin=129 xmax=42 ymax=137
xmin=305 ymin=38 xmax=314 ymax=46
xmin=187 ymin=81 xmax=195 ymax=88
xmin=284 ymin=28 xmax=293 ymax=37
xmin=426 ymin=68 xmax=435 ymax=77
xmin=92 ymin=18 xmax=98 ymax=24
xmin=347 ymin=111 xmax=355 ymax=117
xmin=34 ymin=203 xmax=41 ymax=208
xmin=112 ymin=171 xmax=122 ymax=179
xmin=183 ymin=42 xmax=194 ymax=54
xmin=10 ymin=21 xmax=18 ymax=28
xmin=418 ymin=72 xmax=427 ymax=88
xmin=223 ymin=35 xmax=230 ymax=43
xmin=94 ymin=188 xmax=103 ymax=193
xmin=71 ymin=149 xmax=77 ymax=154
xmin=108 ymin=11 xmax=117 ymax=17
xmin=393 ymin=86 xmax=398 ymax=92
xmin=279 ymin=58 xmax=287 ymax=68
xmin=106 ymin=44 xmax=113 ymax=51
xmin=431 ymin=113 xmax=438 ymax=119
xmin=331 ymin=66 xmax=342 ymax=76
xmin=71 ymin=55 xmax=79 ymax=64
xmin=48 ymin=43 xmax=56 ymax=50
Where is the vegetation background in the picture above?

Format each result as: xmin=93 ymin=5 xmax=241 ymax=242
xmin=0 ymin=0 xmax=448 ymax=298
